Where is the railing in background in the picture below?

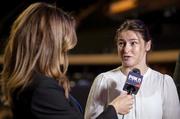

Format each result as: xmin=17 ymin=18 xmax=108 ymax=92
xmin=0 ymin=49 xmax=179 ymax=65
xmin=69 ymin=49 xmax=179 ymax=65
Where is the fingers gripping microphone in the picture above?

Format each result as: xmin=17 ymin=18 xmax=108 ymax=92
xmin=123 ymin=68 xmax=143 ymax=95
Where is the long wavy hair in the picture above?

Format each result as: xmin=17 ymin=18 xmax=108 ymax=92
xmin=1 ymin=2 xmax=77 ymax=105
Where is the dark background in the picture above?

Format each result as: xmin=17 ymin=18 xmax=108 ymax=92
xmin=0 ymin=0 xmax=180 ymax=112
xmin=0 ymin=0 xmax=180 ymax=54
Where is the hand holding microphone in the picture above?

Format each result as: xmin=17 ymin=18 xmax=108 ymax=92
xmin=109 ymin=68 xmax=143 ymax=115
xmin=109 ymin=91 xmax=134 ymax=115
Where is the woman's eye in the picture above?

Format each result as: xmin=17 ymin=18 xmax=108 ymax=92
xmin=131 ymin=41 xmax=137 ymax=46
xmin=118 ymin=42 xmax=124 ymax=47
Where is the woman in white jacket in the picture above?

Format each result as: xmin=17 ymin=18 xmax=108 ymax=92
xmin=85 ymin=19 xmax=180 ymax=119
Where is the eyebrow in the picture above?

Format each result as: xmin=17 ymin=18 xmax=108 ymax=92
xmin=117 ymin=38 xmax=138 ymax=41
xmin=130 ymin=39 xmax=138 ymax=41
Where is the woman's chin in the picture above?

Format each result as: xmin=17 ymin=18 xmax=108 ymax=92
xmin=122 ymin=62 xmax=134 ymax=67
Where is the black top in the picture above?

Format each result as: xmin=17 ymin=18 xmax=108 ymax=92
xmin=11 ymin=72 xmax=118 ymax=119
xmin=174 ymin=52 xmax=180 ymax=99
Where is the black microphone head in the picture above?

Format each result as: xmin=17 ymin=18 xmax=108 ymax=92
xmin=132 ymin=68 xmax=140 ymax=74
xmin=123 ymin=68 xmax=143 ymax=95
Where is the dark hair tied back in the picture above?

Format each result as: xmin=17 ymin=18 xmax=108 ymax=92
xmin=116 ymin=19 xmax=152 ymax=42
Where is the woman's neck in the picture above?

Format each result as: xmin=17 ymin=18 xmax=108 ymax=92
xmin=120 ymin=65 xmax=149 ymax=76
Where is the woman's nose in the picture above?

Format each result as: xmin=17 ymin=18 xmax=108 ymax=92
xmin=123 ymin=43 xmax=131 ymax=53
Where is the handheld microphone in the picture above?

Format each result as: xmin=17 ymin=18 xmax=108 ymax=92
xmin=123 ymin=68 xmax=143 ymax=95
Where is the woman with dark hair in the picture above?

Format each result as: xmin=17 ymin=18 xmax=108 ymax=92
xmin=85 ymin=19 xmax=180 ymax=119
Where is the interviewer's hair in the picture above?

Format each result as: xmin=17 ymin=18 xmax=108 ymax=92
xmin=1 ymin=2 xmax=77 ymax=105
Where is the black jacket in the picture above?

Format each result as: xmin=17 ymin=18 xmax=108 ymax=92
xmin=12 ymin=72 xmax=117 ymax=119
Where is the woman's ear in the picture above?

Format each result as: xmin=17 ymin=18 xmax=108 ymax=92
xmin=146 ymin=40 xmax=151 ymax=51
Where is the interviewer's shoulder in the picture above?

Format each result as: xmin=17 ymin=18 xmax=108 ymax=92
xmin=31 ymin=72 xmax=63 ymax=91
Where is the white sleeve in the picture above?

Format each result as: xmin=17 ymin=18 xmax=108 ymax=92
xmin=84 ymin=74 xmax=108 ymax=119
xmin=162 ymin=74 xmax=180 ymax=119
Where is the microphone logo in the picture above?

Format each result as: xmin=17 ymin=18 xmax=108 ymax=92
xmin=123 ymin=68 xmax=143 ymax=95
